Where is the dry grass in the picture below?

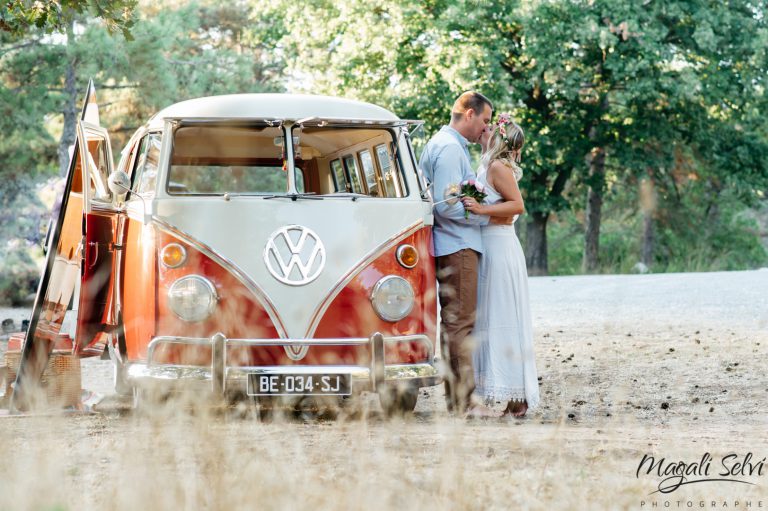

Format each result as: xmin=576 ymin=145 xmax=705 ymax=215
xmin=1 ymin=273 xmax=767 ymax=510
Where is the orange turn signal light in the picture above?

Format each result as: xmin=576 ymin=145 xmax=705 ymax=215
xmin=396 ymin=244 xmax=419 ymax=269
xmin=161 ymin=243 xmax=187 ymax=268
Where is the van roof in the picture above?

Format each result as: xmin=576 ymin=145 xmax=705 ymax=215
xmin=148 ymin=93 xmax=399 ymax=128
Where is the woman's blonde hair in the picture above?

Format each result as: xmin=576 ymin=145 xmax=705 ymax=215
xmin=481 ymin=114 xmax=525 ymax=181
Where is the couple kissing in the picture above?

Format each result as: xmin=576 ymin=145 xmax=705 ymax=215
xmin=420 ymin=91 xmax=540 ymax=420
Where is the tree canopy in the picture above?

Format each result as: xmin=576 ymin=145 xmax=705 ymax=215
xmin=268 ymin=0 xmax=767 ymax=273
xmin=0 ymin=0 xmax=136 ymax=38
xmin=0 ymin=0 xmax=765 ymax=303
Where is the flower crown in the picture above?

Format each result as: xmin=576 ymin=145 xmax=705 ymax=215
xmin=494 ymin=112 xmax=521 ymax=162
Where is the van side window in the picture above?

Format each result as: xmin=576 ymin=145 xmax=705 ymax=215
xmin=121 ymin=141 xmax=140 ymax=177
xmin=84 ymin=136 xmax=112 ymax=203
xmin=294 ymin=165 xmax=306 ymax=193
xmin=358 ymin=149 xmax=378 ymax=197
xmin=330 ymin=159 xmax=348 ymax=192
xmin=342 ymin=155 xmax=363 ymax=194
xmin=132 ymin=133 xmax=162 ymax=194
xmin=375 ymin=144 xmax=401 ymax=198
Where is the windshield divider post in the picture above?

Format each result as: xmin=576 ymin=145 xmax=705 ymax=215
xmin=283 ymin=122 xmax=297 ymax=194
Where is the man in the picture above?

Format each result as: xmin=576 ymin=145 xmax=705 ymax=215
xmin=420 ymin=91 xmax=497 ymax=417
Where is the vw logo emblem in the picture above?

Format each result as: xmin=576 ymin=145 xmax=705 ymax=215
xmin=264 ymin=225 xmax=326 ymax=286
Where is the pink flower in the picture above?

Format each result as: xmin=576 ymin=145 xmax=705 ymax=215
xmin=459 ymin=179 xmax=488 ymax=219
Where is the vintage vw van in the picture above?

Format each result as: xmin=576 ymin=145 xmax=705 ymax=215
xmin=12 ymin=83 xmax=439 ymax=415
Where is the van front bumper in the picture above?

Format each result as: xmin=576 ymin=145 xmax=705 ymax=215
xmin=125 ymin=332 xmax=441 ymax=395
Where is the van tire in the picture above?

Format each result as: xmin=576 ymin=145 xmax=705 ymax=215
xmin=379 ymin=386 xmax=418 ymax=417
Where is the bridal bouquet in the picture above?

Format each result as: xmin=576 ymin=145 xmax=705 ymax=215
xmin=460 ymin=179 xmax=487 ymax=219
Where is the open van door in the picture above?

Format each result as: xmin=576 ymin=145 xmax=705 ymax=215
xmin=73 ymin=119 xmax=119 ymax=356
xmin=11 ymin=81 xmax=115 ymax=409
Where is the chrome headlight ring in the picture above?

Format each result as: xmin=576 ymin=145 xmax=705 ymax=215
xmin=370 ymin=275 xmax=415 ymax=322
xmin=167 ymin=275 xmax=218 ymax=322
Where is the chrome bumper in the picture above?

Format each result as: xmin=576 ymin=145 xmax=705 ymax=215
xmin=125 ymin=332 xmax=441 ymax=395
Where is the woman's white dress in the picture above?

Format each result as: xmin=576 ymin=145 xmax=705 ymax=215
xmin=473 ymin=168 xmax=540 ymax=409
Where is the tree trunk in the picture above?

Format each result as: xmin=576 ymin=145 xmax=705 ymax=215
xmin=642 ymin=212 xmax=654 ymax=266
xmin=525 ymin=211 xmax=549 ymax=276
xmin=639 ymin=176 xmax=656 ymax=267
xmin=57 ymin=22 xmax=78 ymax=177
xmin=705 ymin=181 xmax=722 ymax=225
xmin=582 ymin=146 xmax=606 ymax=273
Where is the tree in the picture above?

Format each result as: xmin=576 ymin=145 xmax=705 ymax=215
xmin=1 ymin=0 xmax=765 ymax=293
xmin=0 ymin=0 xmax=286 ymax=179
xmin=499 ymin=0 xmax=767 ymax=273
xmin=255 ymin=0 xmax=768 ymax=274
xmin=0 ymin=1 xmax=287 ymax=304
xmin=0 ymin=0 xmax=136 ymax=38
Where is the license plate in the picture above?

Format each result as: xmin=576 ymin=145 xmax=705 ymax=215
xmin=247 ymin=374 xmax=352 ymax=396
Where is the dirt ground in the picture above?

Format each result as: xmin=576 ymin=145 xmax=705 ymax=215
xmin=0 ymin=270 xmax=767 ymax=510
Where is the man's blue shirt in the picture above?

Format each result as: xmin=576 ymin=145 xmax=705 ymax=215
xmin=419 ymin=126 xmax=488 ymax=257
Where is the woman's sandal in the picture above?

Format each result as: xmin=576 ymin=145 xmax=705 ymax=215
xmin=502 ymin=400 xmax=528 ymax=419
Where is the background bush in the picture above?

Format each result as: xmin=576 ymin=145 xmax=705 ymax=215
xmin=0 ymin=246 xmax=40 ymax=306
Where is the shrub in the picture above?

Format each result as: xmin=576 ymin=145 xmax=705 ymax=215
xmin=0 ymin=245 xmax=40 ymax=306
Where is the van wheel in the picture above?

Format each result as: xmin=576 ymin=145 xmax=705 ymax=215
xmin=113 ymin=361 xmax=131 ymax=397
xmin=110 ymin=315 xmax=131 ymax=396
xmin=131 ymin=388 xmax=146 ymax=412
xmin=132 ymin=387 xmax=169 ymax=413
xmin=379 ymin=386 xmax=418 ymax=417
xmin=254 ymin=396 xmax=275 ymax=422
xmin=337 ymin=394 xmax=366 ymax=421
xmin=291 ymin=396 xmax=339 ymax=422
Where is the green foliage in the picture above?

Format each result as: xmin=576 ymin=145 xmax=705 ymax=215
xmin=654 ymin=185 xmax=768 ymax=273
xmin=545 ymin=183 xmax=768 ymax=276
xmin=0 ymin=176 xmax=49 ymax=247
xmin=544 ymin=214 xmax=584 ymax=275
xmin=0 ymin=175 xmax=49 ymax=306
xmin=267 ymin=0 xmax=512 ymax=133
xmin=0 ymin=1 xmax=288 ymax=304
xmin=0 ymin=0 xmax=136 ymax=38
xmin=267 ymin=0 xmax=767 ymax=274
xmin=0 ymin=246 xmax=39 ymax=306
xmin=119 ymin=2 xmax=284 ymax=119
xmin=0 ymin=0 xmax=766 ymax=303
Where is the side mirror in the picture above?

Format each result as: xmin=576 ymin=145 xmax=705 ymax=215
xmin=109 ymin=170 xmax=151 ymax=222
xmin=108 ymin=170 xmax=131 ymax=203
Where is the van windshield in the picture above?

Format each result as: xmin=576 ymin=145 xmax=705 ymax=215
xmin=168 ymin=124 xmax=304 ymax=195
xmin=167 ymin=124 xmax=406 ymax=198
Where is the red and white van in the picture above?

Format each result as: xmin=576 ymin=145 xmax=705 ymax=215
xmin=12 ymin=83 xmax=439 ymax=415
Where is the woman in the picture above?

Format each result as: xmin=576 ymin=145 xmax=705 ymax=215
xmin=461 ymin=114 xmax=540 ymax=418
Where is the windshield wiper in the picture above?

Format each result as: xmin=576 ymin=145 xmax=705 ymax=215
xmin=328 ymin=192 xmax=368 ymax=201
xmin=262 ymin=192 xmax=323 ymax=201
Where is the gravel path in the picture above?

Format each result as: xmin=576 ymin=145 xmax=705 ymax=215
xmin=529 ymin=269 xmax=768 ymax=332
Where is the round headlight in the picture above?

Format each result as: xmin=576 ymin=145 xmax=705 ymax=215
xmin=370 ymin=276 xmax=415 ymax=322
xmin=167 ymin=275 xmax=218 ymax=322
